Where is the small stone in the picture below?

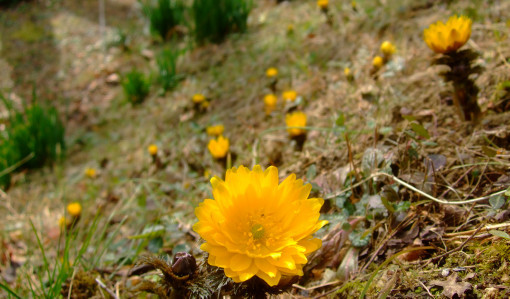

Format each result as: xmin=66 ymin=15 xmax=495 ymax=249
xmin=441 ymin=268 xmax=450 ymax=277
xmin=105 ymin=73 xmax=120 ymax=84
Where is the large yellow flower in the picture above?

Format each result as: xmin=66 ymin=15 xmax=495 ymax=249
xmin=193 ymin=165 xmax=327 ymax=286
xmin=423 ymin=15 xmax=472 ymax=54
xmin=285 ymin=111 xmax=307 ymax=137
xmin=208 ymin=135 xmax=229 ymax=159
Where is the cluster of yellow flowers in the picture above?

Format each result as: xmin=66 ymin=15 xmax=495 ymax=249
xmin=372 ymin=40 xmax=396 ymax=70
xmin=192 ymin=93 xmax=210 ymax=109
xmin=193 ymin=165 xmax=327 ymax=286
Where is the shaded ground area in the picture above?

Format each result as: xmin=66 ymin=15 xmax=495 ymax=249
xmin=1 ymin=0 xmax=510 ymax=298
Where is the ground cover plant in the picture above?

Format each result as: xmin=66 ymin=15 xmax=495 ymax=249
xmin=1 ymin=0 xmax=510 ymax=298
xmin=0 ymin=92 xmax=65 ymax=189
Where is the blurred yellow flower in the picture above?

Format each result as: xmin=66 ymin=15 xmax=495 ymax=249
xmin=372 ymin=56 xmax=384 ymax=68
xmin=148 ymin=144 xmax=158 ymax=156
xmin=287 ymin=24 xmax=294 ymax=34
xmin=201 ymin=101 xmax=210 ymax=109
xmin=67 ymin=202 xmax=82 ymax=217
xmin=59 ymin=216 xmax=71 ymax=228
xmin=206 ymin=124 xmax=225 ymax=136
xmin=193 ymin=165 xmax=327 ymax=286
xmin=380 ymin=41 xmax=396 ymax=56
xmin=344 ymin=67 xmax=351 ymax=76
xmin=208 ymin=135 xmax=229 ymax=159
xmin=266 ymin=67 xmax=278 ymax=78
xmin=263 ymin=94 xmax=278 ymax=115
xmin=285 ymin=111 xmax=307 ymax=136
xmin=84 ymin=167 xmax=96 ymax=179
xmin=282 ymin=90 xmax=297 ymax=102
xmin=317 ymin=0 xmax=328 ymax=9
xmin=192 ymin=93 xmax=206 ymax=103
xmin=423 ymin=15 xmax=472 ymax=54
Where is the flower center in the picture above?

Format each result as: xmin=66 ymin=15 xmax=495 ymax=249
xmin=251 ymin=223 xmax=265 ymax=240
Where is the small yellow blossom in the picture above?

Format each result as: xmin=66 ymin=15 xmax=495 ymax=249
xmin=206 ymin=124 xmax=225 ymax=136
xmin=208 ymin=135 xmax=229 ymax=159
xmin=423 ymin=15 xmax=472 ymax=54
xmin=372 ymin=56 xmax=384 ymax=69
xmin=317 ymin=0 xmax=328 ymax=9
xmin=192 ymin=93 xmax=206 ymax=103
xmin=148 ymin=144 xmax=158 ymax=156
xmin=201 ymin=101 xmax=210 ymax=109
xmin=67 ymin=202 xmax=82 ymax=217
xmin=263 ymin=94 xmax=278 ymax=115
xmin=285 ymin=111 xmax=307 ymax=136
xmin=266 ymin=67 xmax=278 ymax=78
xmin=282 ymin=90 xmax=297 ymax=102
xmin=59 ymin=216 xmax=71 ymax=228
xmin=287 ymin=24 xmax=294 ymax=34
xmin=344 ymin=67 xmax=351 ymax=76
xmin=193 ymin=165 xmax=328 ymax=286
xmin=84 ymin=167 xmax=96 ymax=179
xmin=380 ymin=41 xmax=396 ymax=57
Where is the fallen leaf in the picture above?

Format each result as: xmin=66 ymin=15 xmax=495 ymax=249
xmin=429 ymin=273 xmax=472 ymax=298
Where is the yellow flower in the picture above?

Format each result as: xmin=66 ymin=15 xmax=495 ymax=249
xmin=208 ymin=135 xmax=229 ymax=159
xmin=201 ymin=101 xmax=210 ymax=109
xmin=59 ymin=216 xmax=71 ymax=228
xmin=266 ymin=67 xmax=278 ymax=78
xmin=263 ymin=94 xmax=277 ymax=115
xmin=207 ymin=124 xmax=225 ymax=136
xmin=67 ymin=202 xmax=82 ymax=217
xmin=372 ymin=56 xmax=384 ymax=68
xmin=148 ymin=144 xmax=158 ymax=156
xmin=344 ymin=67 xmax=351 ymax=76
xmin=285 ymin=111 xmax=307 ymax=136
xmin=84 ymin=167 xmax=96 ymax=179
xmin=423 ymin=15 xmax=472 ymax=54
xmin=193 ymin=165 xmax=327 ymax=286
xmin=192 ymin=93 xmax=206 ymax=103
xmin=380 ymin=41 xmax=396 ymax=56
xmin=287 ymin=24 xmax=294 ymax=34
xmin=317 ymin=0 xmax=328 ymax=9
xmin=282 ymin=90 xmax=297 ymax=102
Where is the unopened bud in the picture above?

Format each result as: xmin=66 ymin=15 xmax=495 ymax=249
xmin=171 ymin=252 xmax=197 ymax=277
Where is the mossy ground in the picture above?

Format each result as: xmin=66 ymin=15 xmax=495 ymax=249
xmin=1 ymin=0 xmax=509 ymax=298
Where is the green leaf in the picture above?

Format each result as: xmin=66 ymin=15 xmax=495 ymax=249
xmin=306 ymin=164 xmax=317 ymax=181
xmin=482 ymin=146 xmax=497 ymax=158
xmin=335 ymin=112 xmax=345 ymax=127
xmin=410 ymin=122 xmax=430 ymax=139
xmin=489 ymin=194 xmax=506 ymax=210
xmin=488 ymin=230 xmax=510 ymax=240
xmin=148 ymin=236 xmax=164 ymax=253
xmin=505 ymin=187 xmax=510 ymax=197
xmin=129 ymin=225 xmax=166 ymax=239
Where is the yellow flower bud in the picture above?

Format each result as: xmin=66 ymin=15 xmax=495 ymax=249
xmin=148 ymin=144 xmax=158 ymax=156
xmin=67 ymin=202 xmax=82 ymax=218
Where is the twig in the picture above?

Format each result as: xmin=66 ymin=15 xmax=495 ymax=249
xmin=416 ymin=279 xmax=434 ymax=298
xmin=425 ymin=224 xmax=484 ymax=265
xmin=444 ymin=222 xmax=510 ymax=237
xmin=374 ymin=172 xmax=507 ymax=205
xmin=95 ymin=277 xmax=119 ymax=299
xmin=293 ymin=280 xmax=340 ymax=291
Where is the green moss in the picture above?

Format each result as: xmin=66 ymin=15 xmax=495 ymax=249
xmin=10 ymin=21 xmax=47 ymax=42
